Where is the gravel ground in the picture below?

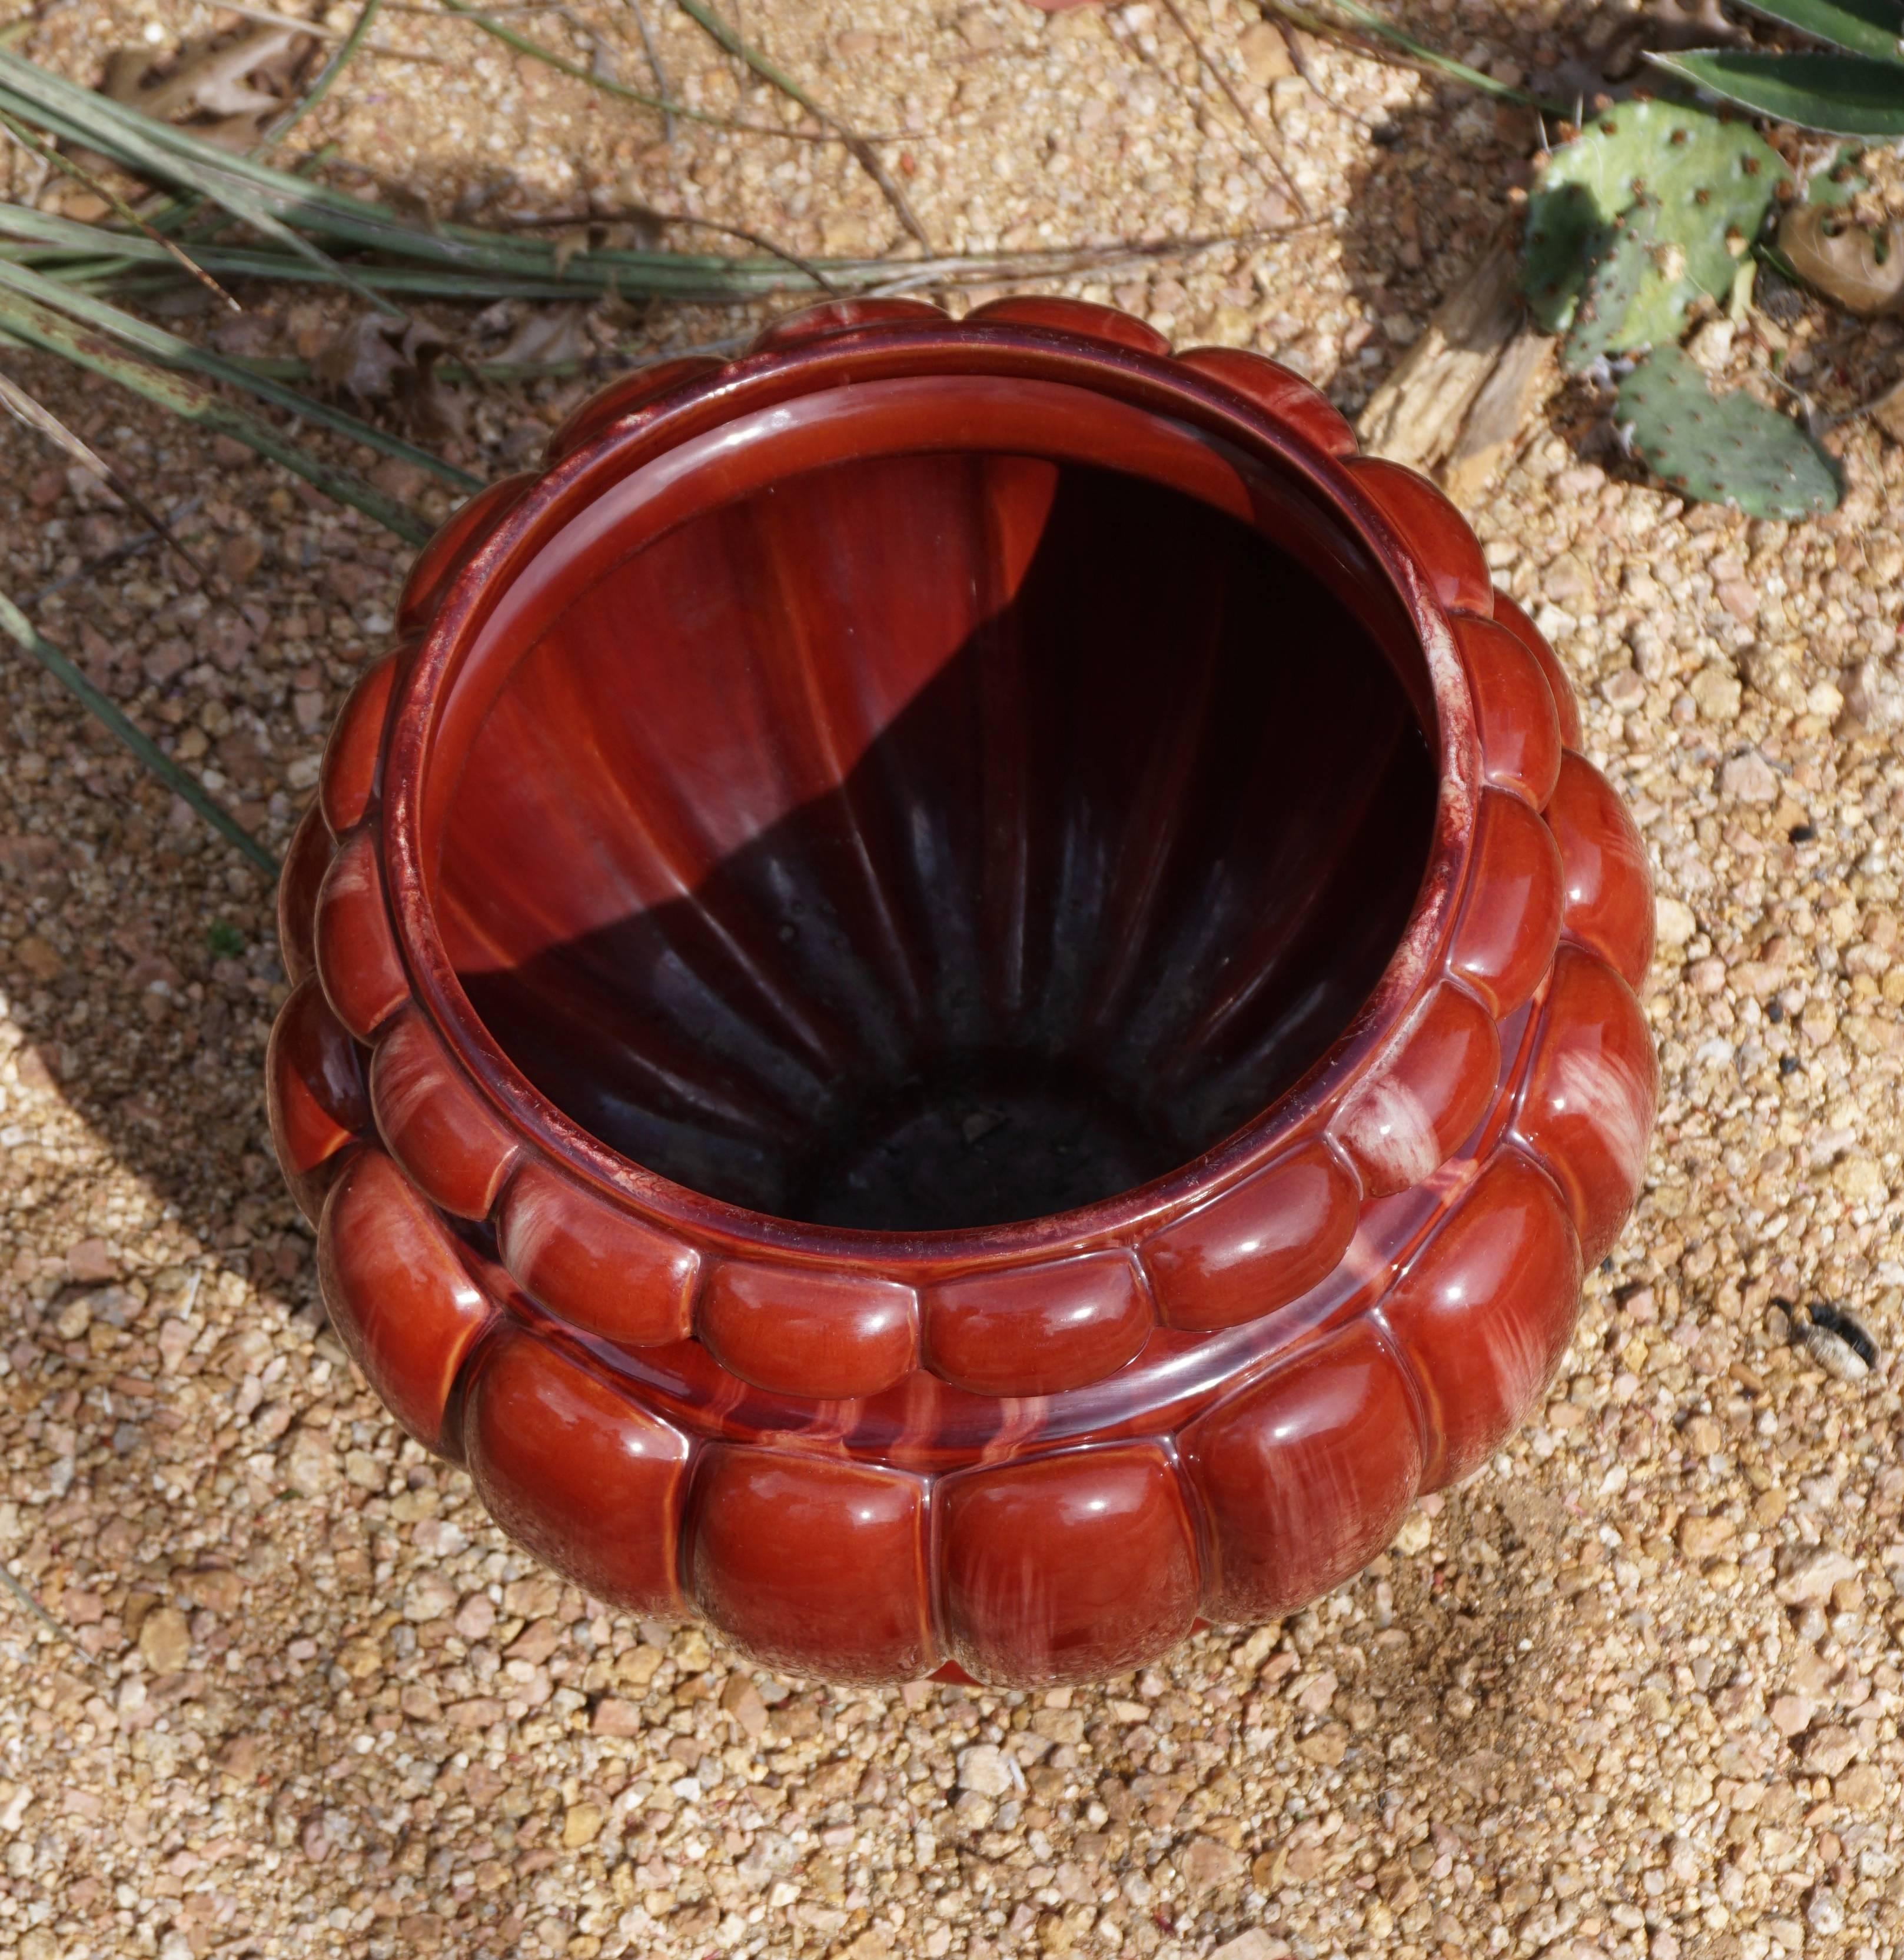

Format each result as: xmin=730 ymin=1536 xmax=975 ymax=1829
xmin=3 ymin=3 xmax=1904 ymax=1958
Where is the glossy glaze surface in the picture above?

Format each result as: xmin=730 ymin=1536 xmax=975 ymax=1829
xmin=269 ymin=295 xmax=1657 ymax=1685
xmin=446 ymin=454 xmax=1432 ymax=1229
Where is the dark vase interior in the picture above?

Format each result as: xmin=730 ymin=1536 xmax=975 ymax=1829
xmin=431 ymin=449 xmax=1437 ymax=1230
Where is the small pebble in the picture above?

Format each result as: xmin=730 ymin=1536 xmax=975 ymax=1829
xmin=955 ymin=1744 xmax=1015 ymax=1798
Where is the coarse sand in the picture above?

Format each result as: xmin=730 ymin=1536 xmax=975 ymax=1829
xmin=2 ymin=3 xmax=1902 ymax=1957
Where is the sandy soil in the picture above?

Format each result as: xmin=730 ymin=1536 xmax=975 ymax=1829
xmin=1 ymin=2 xmax=1902 ymax=1958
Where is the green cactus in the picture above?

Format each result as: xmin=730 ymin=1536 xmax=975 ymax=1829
xmin=1560 ymin=194 xmax=1659 ymax=374
xmin=1614 ymin=344 xmax=1839 ymax=517
xmin=1521 ymin=99 xmax=1792 ymax=352
xmin=1802 ymin=144 xmax=1868 ymax=209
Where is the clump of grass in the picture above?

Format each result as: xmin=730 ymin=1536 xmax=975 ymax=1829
xmin=0 ymin=31 xmax=1261 ymax=878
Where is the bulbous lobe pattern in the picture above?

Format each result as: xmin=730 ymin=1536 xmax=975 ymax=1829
xmin=465 ymin=1332 xmax=692 ymax=1617
xmin=273 ymin=298 xmax=1655 ymax=1683
xmin=1184 ymin=1320 xmax=1424 ymax=1622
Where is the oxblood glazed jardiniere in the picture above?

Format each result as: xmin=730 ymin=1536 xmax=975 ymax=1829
xmin=267 ymin=295 xmax=1657 ymax=1687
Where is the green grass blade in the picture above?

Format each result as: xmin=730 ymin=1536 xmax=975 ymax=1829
xmin=5 ymin=239 xmax=806 ymax=302
xmin=0 ymin=76 xmax=766 ymax=288
xmin=1650 ymin=49 xmax=1904 ymax=135
xmin=1 ymin=230 xmax=822 ymax=300
xmin=260 ymin=0 xmax=387 ymax=147
xmin=0 ymin=364 xmax=212 ymax=580
xmin=436 ymin=0 xmax=846 ymax=142
xmin=0 ymin=309 xmax=434 ymax=543
xmin=673 ymin=0 xmax=930 ymax=247
xmin=2 ymin=199 xmax=1241 ymax=305
xmin=0 ymin=51 xmax=401 ymax=313
xmin=0 ymin=104 xmax=241 ymax=310
xmin=0 ymin=49 xmax=840 ymax=297
xmin=0 ymin=249 xmax=477 ymax=489
xmin=1262 ymin=0 xmax=1565 ymax=111
xmin=0 ymin=587 xmax=278 ymax=878
xmin=0 ymin=54 xmax=523 ymax=277
xmin=66 ymin=263 xmax=771 ymax=301
xmin=1732 ymin=0 xmax=1904 ymax=63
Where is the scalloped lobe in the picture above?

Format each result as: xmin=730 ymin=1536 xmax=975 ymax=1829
xmin=1348 ymin=458 xmax=1494 ymax=617
xmin=264 ymin=296 xmax=1662 ymax=1686
xmin=313 ymin=824 xmax=408 ymax=1041
xmin=317 ymin=1148 xmax=496 ymax=1455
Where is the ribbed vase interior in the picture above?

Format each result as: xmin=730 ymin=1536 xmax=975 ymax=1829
xmin=432 ymin=448 xmax=1437 ymax=1230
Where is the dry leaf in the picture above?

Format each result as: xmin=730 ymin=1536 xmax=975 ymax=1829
xmin=313 ymin=314 xmax=444 ymax=401
xmin=101 ymin=26 xmax=312 ymax=148
xmin=489 ymin=307 xmax=594 ymax=368
xmin=104 ymin=26 xmax=300 ymax=119
xmin=1778 ymin=205 xmax=1904 ymax=317
xmin=313 ymin=314 xmax=464 ymax=440
xmin=1641 ymin=0 xmax=1744 ymax=51
xmin=1600 ymin=0 xmax=1746 ymax=82
xmin=589 ymin=211 xmax=666 ymax=255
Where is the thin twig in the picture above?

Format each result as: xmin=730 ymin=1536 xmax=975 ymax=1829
xmin=22 ymin=495 xmax=204 ymax=606
xmin=629 ymin=330 xmax=750 ymax=364
xmin=0 ymin=1565 xmax=93 ymax=1666
xmin=0 ymin=362 xmax=214 ymax=583
xmin=1256 ymin=0 xmax=1566 ymax=114
xmin=728 ymin=0 xmax=747 ymax=96
xmin=0 ymin=245 xmax=478 ymax=490
xmin=217 ymin=0 xmax=448 ymax=63
xmin=546 ymin=3 xmax=619 ymax=96
xmin=1273 ymin=16 xmax=1378 ymax=131
xmin=234 ymin=336 xmax=760 ymax=385
xmin=436 ymin=0 xmax=862 ymax=141
xmin=620 ymin=0 xmax=676 ymax=141
xmin=642 ymin=207 xmax=839 ymax=292
xmin=0 ymin=307 xmax=437 ymax=544
xmin=260 ymin=0 xmax=389 ymax=149
xmin=479 ymin=202 xmax=837 ymax=290
xmin=1154 ymin=0 xmax=1309 ymax=221
xmin=0 ymin=48 xmax=404 ymax=315
xmin=673 ymin=0 xmax=931 ymax=249
xmin=0 ymin=588 xmax=279 ymax=877
xmin=0 ymin=104 xmax=242 ymax=311
xmin=859 ymin=224 xmax=1317 ymax=300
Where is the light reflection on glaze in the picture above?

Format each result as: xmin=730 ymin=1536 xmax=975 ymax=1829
xmin=273 ymin=297 xmax=1656 ymax=1685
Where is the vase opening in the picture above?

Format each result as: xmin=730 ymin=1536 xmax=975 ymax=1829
xmin=419 ymin=396 xmax=1438 ymax=1233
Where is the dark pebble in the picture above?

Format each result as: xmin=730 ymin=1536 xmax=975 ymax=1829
xmin=1755 ymin=265 xmax=1809 ymax=329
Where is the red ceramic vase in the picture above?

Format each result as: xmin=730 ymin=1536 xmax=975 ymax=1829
xmin=268 ymin=297 xmax=1656 ymax=1686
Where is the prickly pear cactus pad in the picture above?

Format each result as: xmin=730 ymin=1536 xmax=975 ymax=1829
xmin=1561 ymin=194 xmax=1659 ymax=374
xmin=1522 ymin=99 xmax=1792 ymax=351
xmin=1615 ymin=343 xmax=1839 ymax=517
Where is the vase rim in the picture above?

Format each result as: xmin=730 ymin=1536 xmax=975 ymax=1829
xmin=378 ymin=316 xmax=1482 ymax=1271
